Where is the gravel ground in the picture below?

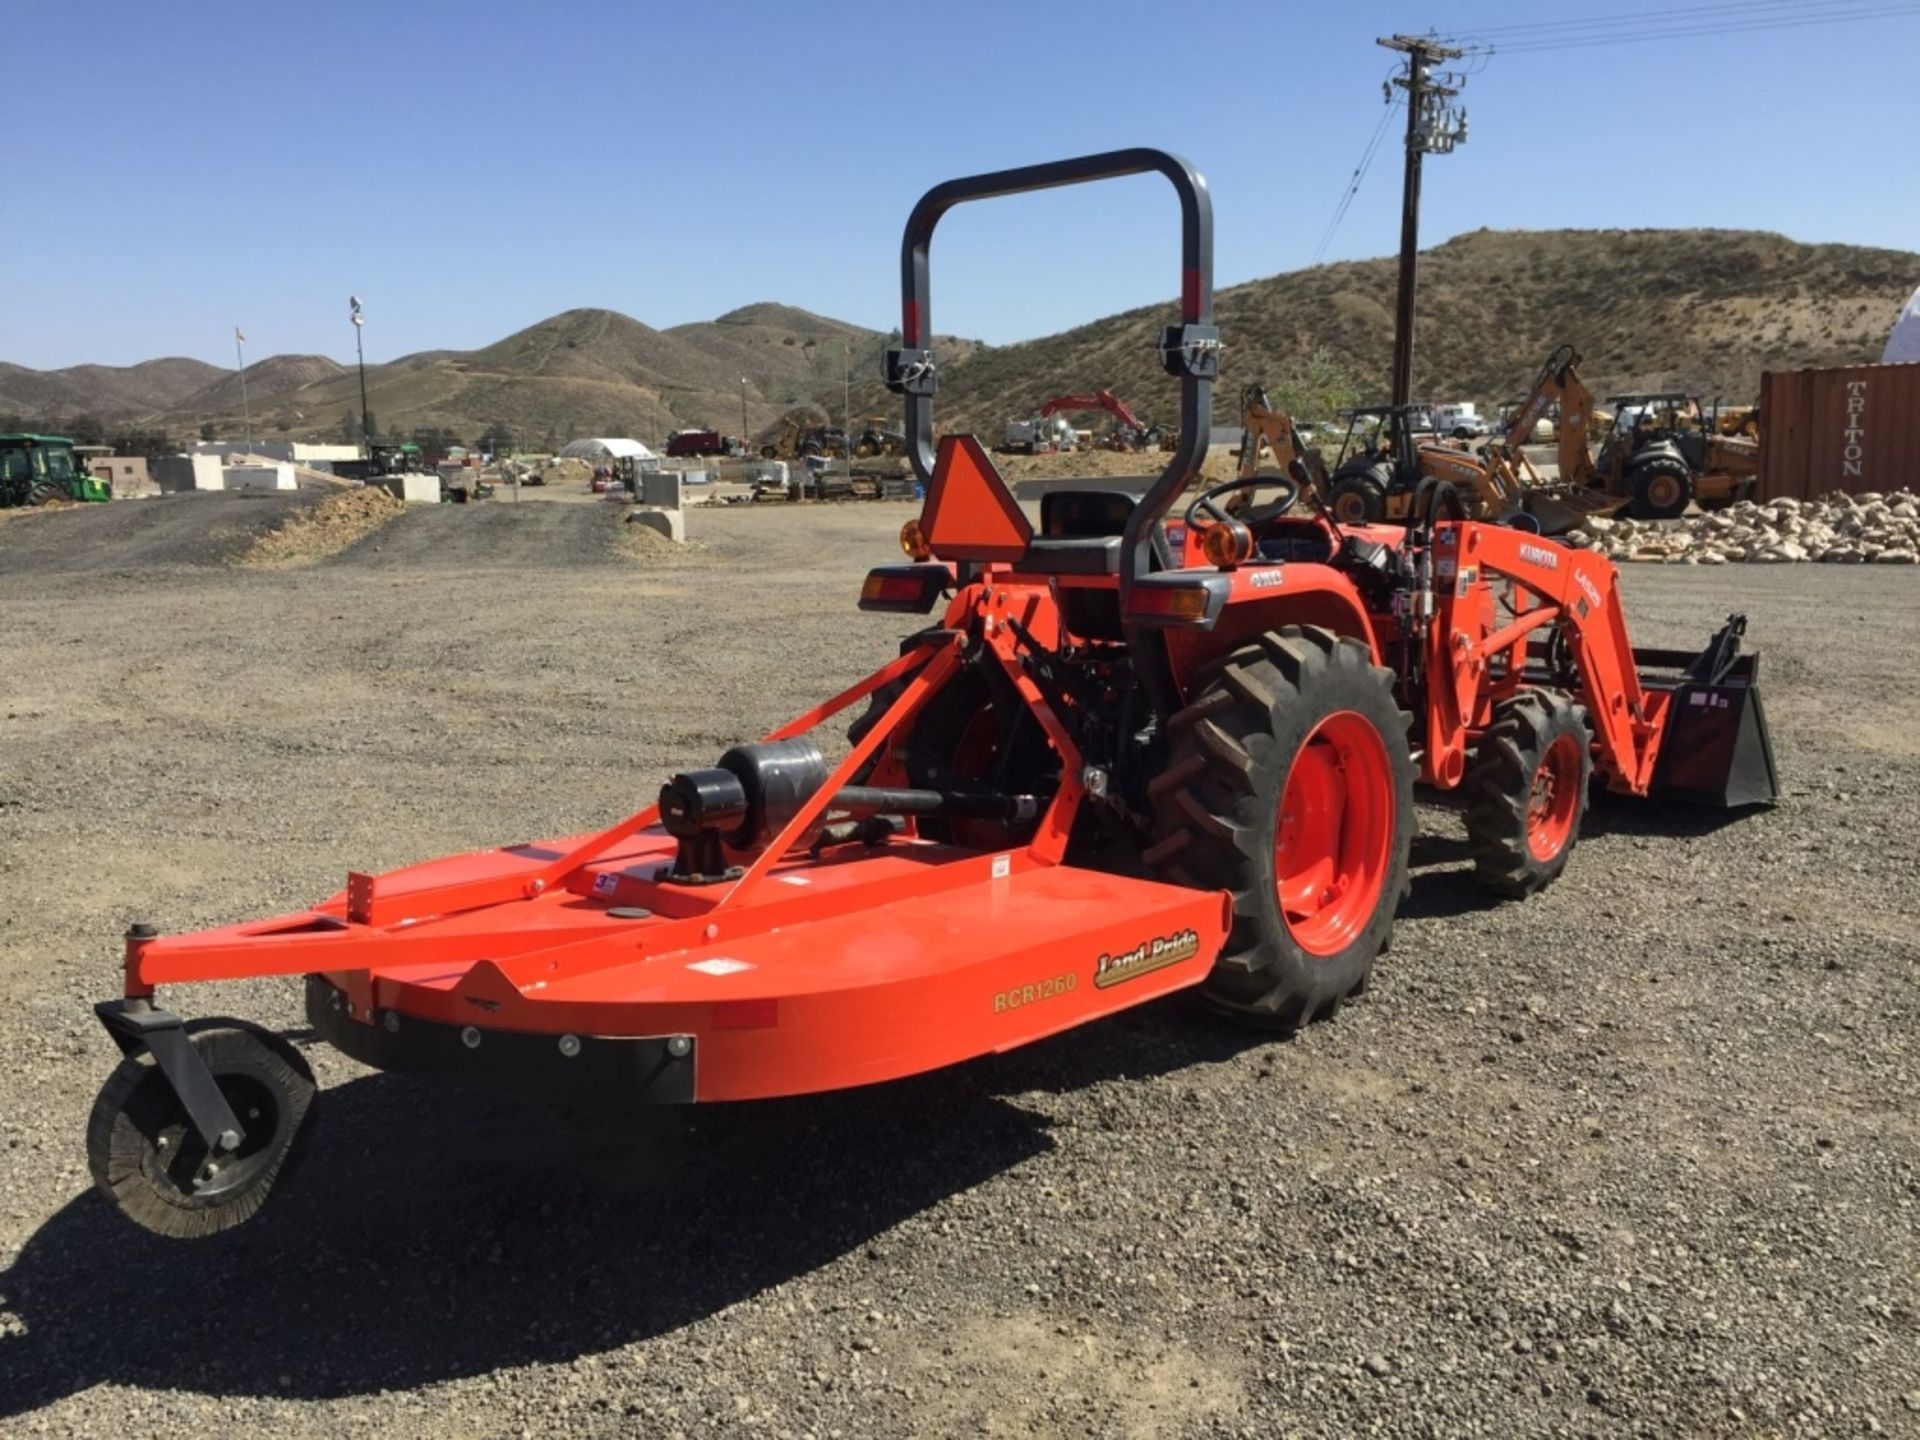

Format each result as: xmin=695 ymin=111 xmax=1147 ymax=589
xmin=1 ymin=495 xmax=1916 ymax=1437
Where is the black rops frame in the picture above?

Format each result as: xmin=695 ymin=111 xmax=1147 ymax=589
xmin=883 ymin=148 xmax=1221 ymax=717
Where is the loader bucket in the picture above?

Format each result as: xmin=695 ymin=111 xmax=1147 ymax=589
xmin=1523 ymin=485 xmax=1626 ymax=537
xmin=1639 ymin=615 xmax=1780 ymax=808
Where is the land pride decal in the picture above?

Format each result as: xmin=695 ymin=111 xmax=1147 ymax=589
xmin=1094 ymin=929 xmax=1201 ymax=989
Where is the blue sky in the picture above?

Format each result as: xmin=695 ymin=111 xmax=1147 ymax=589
xmin=7 ymin=0 xmax=1917 ymax=369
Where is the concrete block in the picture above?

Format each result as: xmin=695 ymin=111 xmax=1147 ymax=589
xmin=225 ymin=463 xmax=297 ymax=491
xmin=156 ymin=453 xmax=229 ymax=492
xmin=641 ymin=470 xmax=685 ymax=509
xmin=393 ymin=473 xmax=441 ymax=504
xmin=627 ymin=507 xmax=686 ymax=543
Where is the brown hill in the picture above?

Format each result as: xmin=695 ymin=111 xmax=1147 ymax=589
xmin=668 ymin=303 xmax=882 ymax=411
xmin=0 ymin=356 xmax=224 ymax=421
xmin=179 ymin=307 xmax=897 ymax=446
xmin=6 ymin=227 xmax=1908 ymax=448
xmin=181 ymin=354 xmax=347 ymax=413
xmin=891 ymin=228 xmax=1919 ymax=435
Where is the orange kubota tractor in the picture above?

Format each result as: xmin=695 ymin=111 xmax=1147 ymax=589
xmin=82 ymin=150 xmax=1779 ymax=1239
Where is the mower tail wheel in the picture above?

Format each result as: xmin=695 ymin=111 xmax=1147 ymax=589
xmin=87 ymin=1019 xmax=317 ymax=1239
xmin=1145 ymin=626 xmax=1415 ymax=1030
xmin=1463 ymin=689 xmax=1592 ymax=898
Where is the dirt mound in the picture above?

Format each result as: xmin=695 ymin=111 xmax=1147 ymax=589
xmin=327 ymin=497 xmax=687 ymax=571
xmin=614 ymin=513 xmax=684 ymax=561
xmin=531 ymin=456 xmax=594 ymax=488
xmin=238 ymin=487 xmax=405 ymax=568
xmin=0 ymin=489 xmax=325 ymax=576
xmin=997 ymin=444 xmax=1241 ymax=485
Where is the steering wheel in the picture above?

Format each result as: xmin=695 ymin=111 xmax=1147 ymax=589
xmin=1183 ymin=476 xmax=1302 ymax=530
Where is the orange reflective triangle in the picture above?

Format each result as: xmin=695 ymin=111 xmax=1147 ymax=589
xmin=921 ymin=434 xmax=1032 ymax=562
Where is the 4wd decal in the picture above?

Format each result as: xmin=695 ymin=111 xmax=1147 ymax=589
xmin=1094 ymin=929 xmax=1201 ymax=989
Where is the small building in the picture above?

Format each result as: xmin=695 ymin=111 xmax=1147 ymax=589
xmin=83 ymin=454 xmax=154 ymax=494
xmin=559 ymin=437 xmax=660 ymax=472
xmin=189 ymin=440 xmax=364 ymax=470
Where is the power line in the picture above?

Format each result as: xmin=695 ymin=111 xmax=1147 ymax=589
xmin=1449 ymin=0 xmax=1918 ymax=53
xmin=1310 ymin=94 xmax=1403 ymax=267
xmin=1446 ymin=0 xmax=1889 ymax=36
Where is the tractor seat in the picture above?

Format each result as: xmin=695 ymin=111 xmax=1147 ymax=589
xmin=1014 ymin=535 xmax=1122 ymax=575
xmin=1010 ymin=487 xmax=1140 ymax=578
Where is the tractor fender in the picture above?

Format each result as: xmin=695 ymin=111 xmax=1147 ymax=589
xmin=1162 ymin=563 xmax=1383 ymax=699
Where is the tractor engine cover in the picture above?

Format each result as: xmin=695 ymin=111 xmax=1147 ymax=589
xmin=716 ymin=739 xmax=831 ymax=848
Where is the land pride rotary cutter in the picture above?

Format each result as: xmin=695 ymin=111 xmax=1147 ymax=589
xmin=85 ymin=151 xmax=1779 ymax=1238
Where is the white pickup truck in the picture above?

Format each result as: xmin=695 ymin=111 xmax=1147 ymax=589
xmin=1432 ymin=403 xmax=1489 ymax=439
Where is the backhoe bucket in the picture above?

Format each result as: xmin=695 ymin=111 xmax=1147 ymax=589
xmin=1639 ymin=615 xmax=1780 ymax=808
xmin=1523 ymin=486 xmax=1626 ymax=537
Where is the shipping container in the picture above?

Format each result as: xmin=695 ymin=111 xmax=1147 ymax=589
xmin=1757 ymin=361 xmax=1920 ymax=501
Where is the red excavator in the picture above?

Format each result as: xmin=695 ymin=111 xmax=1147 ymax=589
xmin=1041 ymin=389 xmax=1162 ymax=450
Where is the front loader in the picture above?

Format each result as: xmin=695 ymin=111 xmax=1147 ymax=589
xmin=82 ymin=150 xmax=1779 ymax=1240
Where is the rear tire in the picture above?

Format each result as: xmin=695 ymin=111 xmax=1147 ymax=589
xmin=1628 ymin=456 xmax=1692 ymax=519
xmin=1146 ymin=627 xmax=1414 ymax=1029
xmin=1463 ymin=690 xmax=1591 ymax=898
xmin=1327 ymin=467 xmax=1390 ymax=526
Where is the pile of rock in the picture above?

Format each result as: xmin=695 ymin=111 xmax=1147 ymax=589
xmin=1562 ymin=490 xmax=1919 ymax=565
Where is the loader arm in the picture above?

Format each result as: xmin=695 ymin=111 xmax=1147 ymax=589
xmin=1422 ymin=521 xmax=1667 ymax=794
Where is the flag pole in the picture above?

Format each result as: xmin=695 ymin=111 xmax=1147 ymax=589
xmin=235 ymin=327 xmax=253 ymax=458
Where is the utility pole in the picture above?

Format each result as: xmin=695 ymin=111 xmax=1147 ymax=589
xmin=234 ymin=326 xmax=252 ymax=457
xmin=1378 ymin=34 xmax=1467 ymax=409
xmin=350 ymin=295 xmax=371 ymax=457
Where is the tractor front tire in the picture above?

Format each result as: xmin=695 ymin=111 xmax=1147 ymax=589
xmin=1146 ymin=627 xmax=1414 ymax=1029
xmin=1628 ymin=456 xmax=1692 ymax=520
xmin=1463 ymin=689 xmax=1592 ymax=898
xmin=1328 ymin=468 xmax=1390 ymax=526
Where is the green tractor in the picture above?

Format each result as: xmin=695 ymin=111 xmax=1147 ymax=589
xmin=0 ymin=434 xmax=113 ymax=508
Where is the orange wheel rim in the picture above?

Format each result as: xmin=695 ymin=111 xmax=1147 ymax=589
xmin=1526 ymin=733 xmax=1583 ymax=862
xmin=1273 ymin=711 xmax=1394 ymax=957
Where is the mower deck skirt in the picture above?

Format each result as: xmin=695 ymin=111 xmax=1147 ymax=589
xmin=229 ymin=828 xmax=1236 ymax=1104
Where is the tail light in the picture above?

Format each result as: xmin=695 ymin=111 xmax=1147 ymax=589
xmin=1124 ymin=575 xmax=1228 ymax=627
xmin=859 ymin=564 xmax=949 ymax=613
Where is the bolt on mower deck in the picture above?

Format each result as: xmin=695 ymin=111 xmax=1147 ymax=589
xmin=86 ymin=149 xmax=1778 ymax=1238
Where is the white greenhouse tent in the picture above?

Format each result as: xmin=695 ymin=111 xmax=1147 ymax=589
xmin=559 ymin=437 xmax=657 ymax=463
xmin=1884 ymin=284 xmax=1920 ymax=365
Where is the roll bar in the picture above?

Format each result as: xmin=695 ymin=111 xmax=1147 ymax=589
xmin=883 ymin=148 xmax=1219 ymax=597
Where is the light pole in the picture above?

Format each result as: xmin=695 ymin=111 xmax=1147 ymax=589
xmin=350 ymin=295 xmax=371 ymax=456
xmin=234 ymin=326 xmax=252 ymax=457
xmin=739 ymin=376 xmax=749 ymax=446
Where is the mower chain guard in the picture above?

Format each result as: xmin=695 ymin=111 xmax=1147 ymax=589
xmin=93 ymin=999 xmax=248 ymax=1150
